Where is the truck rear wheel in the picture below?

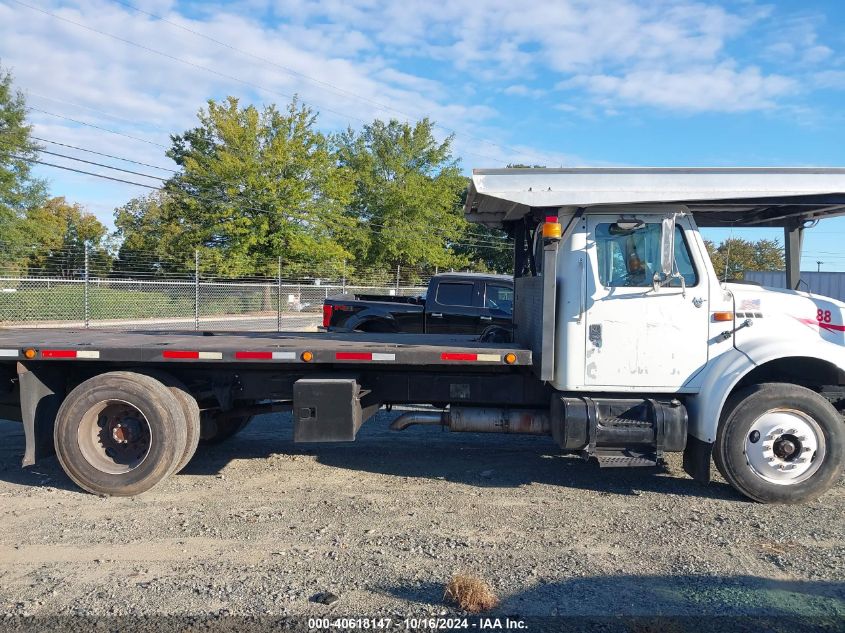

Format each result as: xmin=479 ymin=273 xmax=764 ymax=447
xmin=54 ymin=372 xmax=188 ymax=496
xmin=715 ymin=383 xmax=844 ymax=503
xmin=140 ymin=372 xmax=201 ymax=473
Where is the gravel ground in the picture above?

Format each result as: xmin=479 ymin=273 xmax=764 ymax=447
xmin=0 ymin=410 xmax=842 ymax=627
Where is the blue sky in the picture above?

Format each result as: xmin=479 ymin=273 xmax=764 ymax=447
xmin=3 ymin=0 xmax=845 ymax=269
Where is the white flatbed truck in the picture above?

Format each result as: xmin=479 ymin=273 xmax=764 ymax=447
xmin=1 ymin=167 xmax=844 ymax=503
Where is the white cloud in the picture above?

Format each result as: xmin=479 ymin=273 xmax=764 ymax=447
xmin=561 ymin=64 xmax=795 ymax=113
xmin=503 ymin=84 xmax=545 ymax=98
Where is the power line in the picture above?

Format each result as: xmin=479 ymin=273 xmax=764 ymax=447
xmin=27 ymin=136 xmax=176 ymax=173
xmin=14 ymin=155 xmax=160 ymax=189
xmin=27 ymin=106 xmax=168 ymax=148
xmin=32 ymin=148 xmax=165 ymax=181
xmin=25 ymin=90 xmax=171 ymax=133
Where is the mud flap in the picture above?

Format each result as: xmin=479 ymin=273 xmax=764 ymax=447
xmin=17 ymin=362 xmax=65 ymax=467
xmin=682 ymin=434 xmax=713 ymax=483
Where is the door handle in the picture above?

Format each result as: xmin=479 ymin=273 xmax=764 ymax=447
xmin=431 ymin=312 xmax=443 ymax=318
xmin=480 ymin=315 xmax=492 ymax=321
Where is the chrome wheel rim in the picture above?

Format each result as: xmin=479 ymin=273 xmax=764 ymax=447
xmin=77 ymin=400 xmax=152 ymax=474
xmin=744 ymin=409 xmax=825 ymax=485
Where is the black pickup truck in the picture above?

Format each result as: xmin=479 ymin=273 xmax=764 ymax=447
xmin=322 ymin=272 xmax=513 ymax=335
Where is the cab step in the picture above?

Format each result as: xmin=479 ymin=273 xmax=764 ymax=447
xmin=594 ymin=452 xmax=658 ymax=468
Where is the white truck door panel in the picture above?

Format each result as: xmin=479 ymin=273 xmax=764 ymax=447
xmin=584 ymin=216 xmax=709 ymax=389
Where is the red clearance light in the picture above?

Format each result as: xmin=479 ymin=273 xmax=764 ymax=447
xmin=322 ymin=303 xmax=334 ymax=328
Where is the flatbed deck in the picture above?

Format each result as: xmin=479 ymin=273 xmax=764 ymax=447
xmin=0 ymin=329 xmax=532 ymax=368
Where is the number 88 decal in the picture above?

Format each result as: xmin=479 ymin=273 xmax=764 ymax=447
xmin=817 ymin=308 xmax=832 ymax=323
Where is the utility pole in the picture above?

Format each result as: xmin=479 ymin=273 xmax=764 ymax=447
xmin=817 ymin=260 xmax=823 ymax=272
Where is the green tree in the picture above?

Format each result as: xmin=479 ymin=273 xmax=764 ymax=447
xmin=706 ymin=237 xmax=784 ymax=280
xmin=113 ymin=191 xmax=187 ymax=275
xmin=22 ymin=197 xmax=110 ymax=276
xmin=162 ymin=96 xmax=356 ymax=277
xmin=336 ymin=118 xmax=468 ymax=273
xmin=0 ymin=63 xmax=47 ymax=252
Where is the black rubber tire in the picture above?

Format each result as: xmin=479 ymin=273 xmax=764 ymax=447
xmin=199 ymin=411 xmax=254 ymax=445
xmin=140 ymin=372 xmax=201 ymax=473
xmin=54 ymin=371 xmax=188 ymax=497
xmin=715 ymin=382 xmax=845 ymax=504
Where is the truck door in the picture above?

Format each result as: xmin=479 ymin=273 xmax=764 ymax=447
xmin=426 ymin=279 xmax=482 ymax=334
xmin=584 ymin=215 xmax=709 ymax=389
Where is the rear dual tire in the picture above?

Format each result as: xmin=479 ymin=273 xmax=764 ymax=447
xmin=715 ymin=383 xmax=845 ymax=504
xmin=54 ymin=372 xmax=193 ymax=497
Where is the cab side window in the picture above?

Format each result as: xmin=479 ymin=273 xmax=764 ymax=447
xmin=595 ymin=223 xmax=698 ymax=287
xmin=485 ymin=284 xmax=514 ymax=314
xmin=435 ymin=282 xmax=475 ymax=306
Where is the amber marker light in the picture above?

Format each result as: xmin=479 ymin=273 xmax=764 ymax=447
xmin=542 ymin=215 xmax=562 ymax=240
xmin=301 ymin=351 xmax=314 ymax=362
xmin=504 ymin=352 xmax=517 ymax=364
xmin=712 ymin=311 xmax=734 ymax=322
xmin=24 ymin=348 xmax=36 ymax=359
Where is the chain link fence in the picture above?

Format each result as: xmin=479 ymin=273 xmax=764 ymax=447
xmin=0 ymin=247 xmax=431 ymax=331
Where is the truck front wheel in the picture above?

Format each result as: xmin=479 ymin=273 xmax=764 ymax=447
xmin=54 ymin=372 xmax=188 ymax=496
xmin=715 ymin=383 xmax=844 ymax=503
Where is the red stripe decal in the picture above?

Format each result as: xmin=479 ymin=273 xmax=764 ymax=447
xmin=797 ymin=317 xmax=845 ymax=332
xmin=336 ymin=352 xmax=372 ymax=361
xmin=235 ymin=351 xmax=272 ymax=360
xmin=440 ymin=353 xmax=477 ymax=361
xmin=163 ymin=350 xmax=199 ymax=359
xmin=42 ymin=349 xmax=76 ymax=358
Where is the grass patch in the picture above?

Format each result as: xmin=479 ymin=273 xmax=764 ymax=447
xmin=444 ymin=574 xmax=499 ymax=613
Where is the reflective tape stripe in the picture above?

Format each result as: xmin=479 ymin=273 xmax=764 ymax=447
xmin=336 ymin=352 xmax=371 ymax=360
xmin=440 ymin=352 xmax=502 ymax=362
xmin=42 ymin=349 xmax=77 ymax=358
xmin=162 ymin=350 xmax=222 ymax=360
xmin=235 ymin=351 xmax=297 ymax=360
xmin=40 ymin=349 xmax=100 ymax=359
xmin=334 ymin=352 xmax=397 ymax=361
xmin=0 ymin=349 xmax=17 ymax=357
xmin=163 ymin=350 xmax=198 ymax=359
xmin=440 ymin=353 xmax=477 ymax=361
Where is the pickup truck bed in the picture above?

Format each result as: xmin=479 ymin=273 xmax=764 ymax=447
xmin=0 ymin=328 xmax=532 ymax=367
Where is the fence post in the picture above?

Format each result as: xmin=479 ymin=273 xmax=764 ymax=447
xmin=342 ymin=260 xmax=346 ymax=294
xmin=277 ymin=256 xmax=282 ymax=333
xmin=83 ymin=244 xmax=90 ymax=329
xmin=194 ymin=249 xmax=199 ymax=331
xmin=395 ymin=264 xmax=400 ymax=292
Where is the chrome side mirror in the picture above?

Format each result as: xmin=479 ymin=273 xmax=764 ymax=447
xmin=660 ymin=215 xmax=675 ymax=276
xmin=653 ymin=214 xmax=685 ymax=296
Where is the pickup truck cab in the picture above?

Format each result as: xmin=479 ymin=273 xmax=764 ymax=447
xmin=323 ymin=272 xmax=513 ymax=335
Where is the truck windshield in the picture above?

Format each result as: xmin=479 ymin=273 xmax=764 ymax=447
xmin=596 ymin=223 xmax=697 ymax=287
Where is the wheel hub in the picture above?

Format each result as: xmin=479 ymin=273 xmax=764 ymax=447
xmin=79 ymin=401 xmax=152 ymax=475
xmin=744 ymin=409 xmax=825 ymax=485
